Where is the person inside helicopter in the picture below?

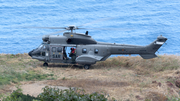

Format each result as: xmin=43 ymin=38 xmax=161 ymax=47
xmin=69 ymin=47 xmax=76 ymax=63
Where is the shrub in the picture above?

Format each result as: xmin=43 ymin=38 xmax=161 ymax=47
xmin=0 ymin=70 xmax=54 ymax=85
xmin=2 ymin=86 xmax=116 ymax=101
xmin=38 ymin=86 xmax=110 ymax=101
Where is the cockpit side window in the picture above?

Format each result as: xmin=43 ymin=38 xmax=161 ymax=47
xmin=42 ymin=52 xmax=45 ymax=56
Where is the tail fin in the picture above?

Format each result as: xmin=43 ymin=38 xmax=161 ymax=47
xmin=140 ymin=35 xmax=167 ymax=59
xmin=147 ymin=35 xmax=167 ymax=53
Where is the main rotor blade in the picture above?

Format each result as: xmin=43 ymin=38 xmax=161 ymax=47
xmin=20 ymin=26 xmax=66 ymax=29
xmin=76 ymin=27 xmax=86 ymax=29
xmin=78 ymin=17 xmax=117 ymax=27
xmin=47 ymin=29 xmax=67 ymax=35
xmin=77 ymin=28 xmax=134 ymax=31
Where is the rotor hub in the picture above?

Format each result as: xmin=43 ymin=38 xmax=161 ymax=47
xmin=67 ymin=25 xmax=77 ymax=30
xmin=66 ymin=25 xmax=78 ymax=33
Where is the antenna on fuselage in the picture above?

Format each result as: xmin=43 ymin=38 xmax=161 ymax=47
xmin=85 ymin=31 xmax=88 ymax=35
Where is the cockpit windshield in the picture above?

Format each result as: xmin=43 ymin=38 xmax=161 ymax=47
xmin=38 ymin=44 xmax=44 ymax=50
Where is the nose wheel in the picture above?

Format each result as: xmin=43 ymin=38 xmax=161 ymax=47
xmin=84 ymin=65 xmax=90 ymax=69
xmin=43 ymin=62 xmax=48 ymax=67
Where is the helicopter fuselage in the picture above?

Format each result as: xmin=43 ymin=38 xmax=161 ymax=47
xmin=28 ymin=32 xmax=167 ymax=69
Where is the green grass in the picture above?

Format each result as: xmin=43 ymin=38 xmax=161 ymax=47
xmin=0 ymin=70 xmax=54 ymax=85
xmin=0 ymin=54 xmax=54 ymax=91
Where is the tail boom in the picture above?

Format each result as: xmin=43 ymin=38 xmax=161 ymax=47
xmin=109 ymin=35 xmax=167 ymax=59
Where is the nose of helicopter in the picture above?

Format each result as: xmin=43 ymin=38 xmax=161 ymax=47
xmin=28 ymin=50 xmax=33 ymax=57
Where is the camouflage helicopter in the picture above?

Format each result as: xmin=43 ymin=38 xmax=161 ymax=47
xmin=28 ymin=25 xmax=167 ymax=69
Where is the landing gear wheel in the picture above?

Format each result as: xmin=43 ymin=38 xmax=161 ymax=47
xmin=43 ymin=63 xmax=48 ymax=67
xmin=84 ymin=65 xmax=90 ymax=70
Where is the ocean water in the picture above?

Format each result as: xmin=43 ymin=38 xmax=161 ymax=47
xmin=0 ymin=0 xmax=180 ymax=54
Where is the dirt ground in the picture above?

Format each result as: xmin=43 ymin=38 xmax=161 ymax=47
xmin=7 ymin=64 xmax=180 ymax=100
xmin=10 ymin=81 xmax=69 ymax=97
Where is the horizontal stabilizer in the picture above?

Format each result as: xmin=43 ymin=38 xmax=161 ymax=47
xmin=140 ymin=54 xmax=157 ymax=59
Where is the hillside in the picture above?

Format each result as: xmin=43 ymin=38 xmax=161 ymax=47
xmin=0 ymin=54 xmax=180 ymax=100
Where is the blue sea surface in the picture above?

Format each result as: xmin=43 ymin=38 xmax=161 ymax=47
xmin=0 ymin=0 xmax=180 ymax=54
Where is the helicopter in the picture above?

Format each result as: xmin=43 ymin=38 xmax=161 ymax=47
xmin=28 ymin=25 xmax=167 ymax=69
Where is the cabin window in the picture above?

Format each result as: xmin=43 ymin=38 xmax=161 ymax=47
xmin=82 ymin=48 xmax=87 ymax=53
xmin=94 ymin=49 xmax=98 ymax=54
xmin=57 ymin=47 xmax=62 ymax=52
xmin=52 ymin=47 xmax=56 ymax=52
